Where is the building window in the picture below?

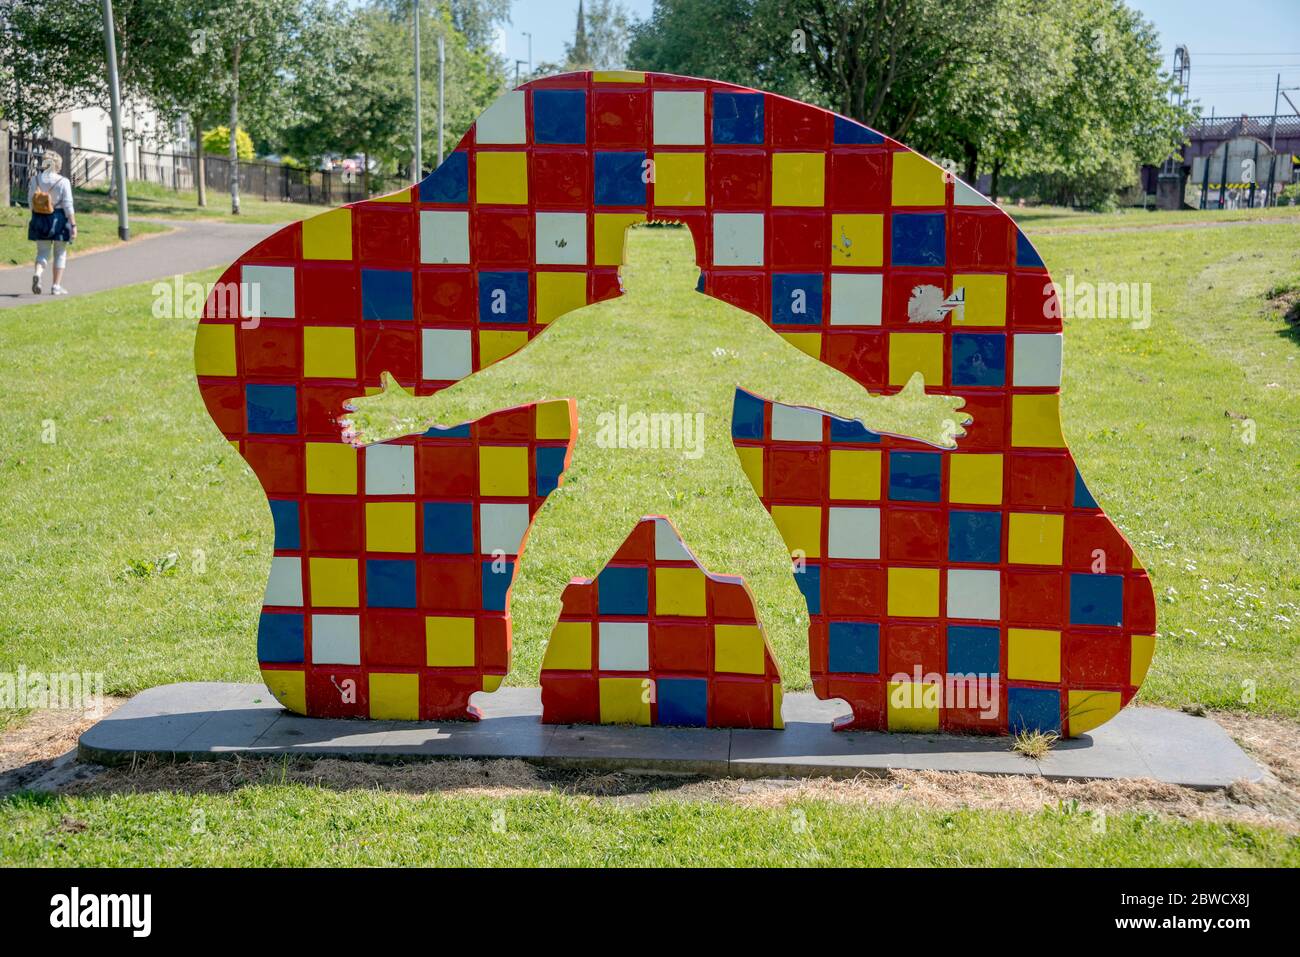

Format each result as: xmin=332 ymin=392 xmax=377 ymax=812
xmin=71 ymin=122 xmax=82 ymax=147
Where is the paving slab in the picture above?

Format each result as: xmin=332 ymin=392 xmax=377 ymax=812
xmin=78 ymin=682 xmax=1265 ymax=789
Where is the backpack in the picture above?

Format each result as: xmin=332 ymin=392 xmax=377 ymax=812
xmin=31 ymin=177 xmax=54 ymax=215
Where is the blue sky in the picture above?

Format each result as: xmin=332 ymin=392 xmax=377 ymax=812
xmin=500 ymin=0 xmax=1300 ymax=118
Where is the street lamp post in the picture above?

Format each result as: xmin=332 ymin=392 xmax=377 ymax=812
xmin=100 ymin=0 xmax=129 ymax=240
xmin=413 ymin=0 xmax=422 ymax=184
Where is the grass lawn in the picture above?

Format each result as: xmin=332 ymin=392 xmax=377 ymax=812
xmin=73 ymin=181 xmax=332 ymax=225
xmin=1005 ymin=202 xmax=1300 ymax=232
xmin=0 ymin=203 xmax=168 ymax=268
xmin=0 ymin=210 xmax=1296 ymax=865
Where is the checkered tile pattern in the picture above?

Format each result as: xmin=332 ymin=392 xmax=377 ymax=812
xmin=195 ymin=69 xmax=1157 ymax=736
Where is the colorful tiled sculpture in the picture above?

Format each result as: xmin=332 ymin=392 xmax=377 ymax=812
xmin=195 ymin=70 xmax=1156 ymax=737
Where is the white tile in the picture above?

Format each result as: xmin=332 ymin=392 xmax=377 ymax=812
xmin=535 ymin=212 xmax=587 ymax=265
xmin=954 ymin=178 xmax=994 ymax=207
xmin=654 ymin=518 xmax=693 ymax=562
xmin=264 ymin=556 xmax=303 ymax=607
xmin=479 ymin=502 xmax=530 ymax=555
xmin=598 ymin=621 xmax=650 ymax=671
xmin=420 ymin=210 xmax=470 ymax=264
xmin=827 ymin=507 xmax=880 ymax=559
xmin=946 ymin=569 xmax=1000 ymax=620
xmin=1012 ymin=333 xmax=1063 ymax=387
xmin=830 ymin=272 xmax=883 ymax=326
xmin=422 ymin=328 xmax=472 ymax=381
xmin=474 ymin=90 xmax=526 ymax=144
xmin=365 ymin=444 xmax=415 ymax=495
xmin=713 ymin=213 xmax=764 ymax=266
xmin=241 ymin=265 xmax=295 ymax=319
xmin=311 ymin=614 xmax=360 ymax=665
xmin=770 ymin=404 xmax=822 ymax=442
xmin=652 ymin=91 xmax=705 ymax=145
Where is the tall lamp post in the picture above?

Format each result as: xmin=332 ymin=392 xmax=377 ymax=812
xmin=101 ymin=0 xmax=129 ymax=240
xmin=413 ymin=0 xmax=422 ymax=184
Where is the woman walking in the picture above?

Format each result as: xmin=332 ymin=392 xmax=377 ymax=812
xmin=28 ymin=151 xmax=77 ymax=296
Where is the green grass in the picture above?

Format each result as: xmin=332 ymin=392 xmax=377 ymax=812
xmin=1005 ymin=203 xmax=1300 ymax=232
xmin=0 ymin=203 xmax=168 ymax=267
xmin=2 ymin=785 xmax=1295 ymax=866
xmin=73 ymin=181 xmax=331 ymax=225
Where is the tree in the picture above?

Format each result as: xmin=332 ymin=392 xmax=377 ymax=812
xmin=562 ymin=0 xmax=631 ymax=72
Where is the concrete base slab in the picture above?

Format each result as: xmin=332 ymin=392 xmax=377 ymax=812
xmin=78 ymin=682 xmax=1265 ymax=790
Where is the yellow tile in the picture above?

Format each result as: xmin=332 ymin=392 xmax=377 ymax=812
xmin=475 ymin=151 xmax=528 ymax=205
xmin=653 ymin=152 xmax=705 ymax=206
xmin=771 ymin=684 xmax=784 ymax=730
xmin=308 ymin=557 xmax=359 ymax=608
xmin=302 ymin=207 xmax=353 ymax=260
xmin=770 ymin=505 xmax=822 ymax=559
xmin=829 ymin=449 xmax=882 ymax=500
xmin=1067 ymin=690 xmax=1121 ymax=737
xmin=305 ymin=442 xmax=358 ymax=495
xmin=888 ymin=332 xmax=944 ymax=387
xmin=536 ymin=271 xmax=587 ymax=324
xmin=482 ymin=673 xmax=504 ymax=692
xmin=735 ymin=445 xmax=764 ymax=496
xmin=1007 ymin=628 xmax=1060 ymax=682
xmin=599 ymin=676 xmax=651 ymax=725
xmin=369 ymin=672 xmax=419 ymax=719
xmin=948 ymin=453 xmax=1003 ymax=505
xmin=194 ymin=323 xmax=237 ymax=377
xmin=952 ymin=273 xmax=1007 ymax=327
xmin=887 ymin=680 xmax=941 ymax=731
xmin=425 ymin=616 xmax=476 ymax=667
xmin=262 ymin=668 xmax=305 ymax=714
xmin=370 ymin=187 xmax=411 ymax=204
xmin=829 ymin=214 xmax=883 ymax=267
xmin=478 ymin=329 xmax=528 ymax=368
xmin=365 ymin=502 xmax=417 ymax=553
xmin=302 ymin=326 xmax=356 ymax=379
xmin=1011 ymin=394 xmax=1066 ymax=448
xmin=714 ymin=624 xmax=766 ymax=675
xmin=1130 ymin=634 xmax=1156 ymax=686
xmin=655 ymin=567 xmax=706 ymax=617
xmin=594 ymin=212 xmax=645 ymax=265
xmin=891 ymin=152 xmax=946 ymax=206
xmin=781 ymin=332 xmax=822 ymax=358
xmin=771 ymin=152 xmax=825 ymax=206
xmin=594 ymin=70 xmax=645 ymax=83
xmin=887 ymin=567 xmax=940 ymax=618
xmin=1008 ymin=512 xmax=1064 ymax=565
xmin=478 ymin=445 xmax=530 ymax=497
xmin=535 ymin=400 xmax=574 ymax=440
xmin=542 ymin=621 xmax=592 ymax=671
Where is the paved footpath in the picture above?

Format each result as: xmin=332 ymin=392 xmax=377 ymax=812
xmin=0 ymin=219 xmax=282 ymax=309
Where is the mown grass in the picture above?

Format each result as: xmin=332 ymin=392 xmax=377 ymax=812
xmin=73 ymin=180 xmax=330 ymax=225
xmin=1006 ymin=202 xmax=1300 ymax=232
xmin=0 ymin=203 xmax=168 ymax=268
xmin=2 ymin=785 xmax=1295 ymax=867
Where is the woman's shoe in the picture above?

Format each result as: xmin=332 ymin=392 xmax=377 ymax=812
xmin=31 ymin=275 xmax=41 ymax=294
xmin=50 ymin=285 xmax=68 ymax=296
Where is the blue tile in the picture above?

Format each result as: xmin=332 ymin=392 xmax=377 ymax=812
xmin=1073 ymin=469 xmax=1099 ymax=509
xmin=891 ymin=212 xmax=946 ymax=267
xmin=257 ymin=613 xmax=304 ymax=664
xmin=834 ymin=116 xmax=884 ymax=145
xmin=245 ymin=384 xmax=298 ymax=435
xmin=947 ymin=624 xmax=999 ymax=676
xmin=656 ymin=677 xmax=708 ymax=727
xmin=1069 ymin=574 xmax=1124 ymax=627
xmin=951 ymin=333 xmax=1006 ymax=386
xmin=771 ymin=273 xmax=823 ymax=325
xmin=418 ymin=151 xmax=468 ymax=203
xmin=597 ymin=565 xmax=648 ymax=616
xmin=795 ymin=563 xmax=821 ymax=615
xmin=478 ymin=271 xmax=529 ymax=323
xmin=425 ymin=424 xmax=471 ymax=439
xmin=731 ymin=389 xmax=766 ymax=439
xmin=1016 ymin=231 xmax=1045 ymax=268
xmin=361 ymin=268 xmax=413 ymax=322
xmin=533 ymin=89 xmax=587 ymax=144
xmin=536 ymin=446 xmax=567 ymax=497
xmin=594 ymin=151 xmax=647 ymax=206
xmin=269 ymin=499 xmax=301 ymax=550
xmin=365 ymin=559 xmax=416 ymax=608
xmin=481 ymin=559 xmax=513 ymax=611
xmin=423 ymin=502 xmax=473 ymax=555
xmin=713 ymin=92 xmax=765 ymax=144
xmin=827 ymin=621 xmax=879 ymax=674
xmin=829 ymin=417 xmax=881 ymax=443
xmin=1009 ymin=687 xmax=1061 ymax=734
xmin=888 ymin=451 xmax=942 ymax=502
xmin=948 ymin=510 xmax=1002 ymax=564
